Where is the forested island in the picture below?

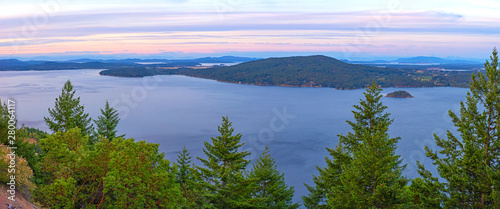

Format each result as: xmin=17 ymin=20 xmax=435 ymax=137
xmin=386 ymin=90 xmax=414 ymax=98
xmin=99 ymin=55 xmax=477 ymax=89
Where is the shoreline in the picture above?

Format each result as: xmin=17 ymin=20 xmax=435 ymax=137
xmin=100 ymin=72 xmax=471 ymax=90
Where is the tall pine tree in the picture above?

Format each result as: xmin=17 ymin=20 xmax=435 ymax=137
xmin=304 ymin=82 xmax=408 ymax=208
xmin=94 ymin=100 xmax=123 ymax=140
xmin=248 ymin=146 xmax=299 ymax=209
xmin=418 ymin=48 xmax=500 ymax=207
xmin=44 ymin=80 xmax=92 ymax=135
xmin=197 ymin=116 xmax=254 ymax=209
xmin=177 ymin=145 xmax=194 ymax=186
xmin=176 ymin=146 xmax=206 ymax=208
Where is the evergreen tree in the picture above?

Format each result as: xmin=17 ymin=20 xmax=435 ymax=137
xmin=197 ymin=116 xmax=254 ymax=208
xmin=405 ymin=163 xmax=445 ymax=208
xmin=176 ymin=146 xmax=206 ymax=208
xmin=418 ymin=48 xmax=500 ymax=207
xmin=304 ymin=82 xmax=408 ymax=208
xmin=248 ymin=146 xmax=299 ymax=209
xmin=94 ymin=100 xmax=123 ymax=140
xmin=44 ymin=80 xmax=92 ymax=135
xmin=177 ymin=145 xmax=194 ymax=185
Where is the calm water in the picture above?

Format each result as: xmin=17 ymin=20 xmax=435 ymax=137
xmin=0 ymin=69 xmax=467 ymax=203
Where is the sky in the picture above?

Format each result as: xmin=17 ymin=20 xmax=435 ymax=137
xmin=1 ymin=0 xmax=500 ymax=60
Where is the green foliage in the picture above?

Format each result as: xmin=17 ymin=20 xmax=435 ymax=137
xmin=248 ymin=146 xmax=299 ymax=209
xmin=35 ymin=177 xmax=77 ymax=209
xmin=100 ymin=138 xmax=183 ymax=208
xmin=20 ymin=126 xmax=47 ymax=139
xmin=176 ymin=146 xmax=207 ymax=208
xmin=0 ymin=99 xmax=11 ymax=145
xmin=38 ymin=128 xmax=89 ymax=180
xmin=94 ymin=100 xmax=124 ymax=140
xmin=197 ymin=116 xmax=254 ymax=208
xmin=304 ymin=82 xmax=408 ymax=208
xmin=35 ymin=128 xmax=183 ymax=208
xmin=44 ymin=80 xmax=92 ymax=135
xmin=419 ymin=48 xmax=500 ymax=207
xmin=404 ymin=163 xmax=445 ymax=208
xmin=329 ymin=82 xmax=408 ymax=208
xmin=177 ymin=145 xmax=194 ymax=186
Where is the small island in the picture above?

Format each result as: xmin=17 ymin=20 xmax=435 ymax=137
xmin=386 ymin=90 xmax=413 ymax=98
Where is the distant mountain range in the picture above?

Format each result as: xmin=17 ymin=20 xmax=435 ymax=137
xmin=0 ymin=59 xmax=44 ymax=67
xmin=348 ymin=56 xmax=481 ymax=65
xmin=345 ymin=56 xmax=483 ymax=71
xmin=393 ymin=56 xmax=480 ymax=64
xmin=64 ymin=56 xmax=257 ymax=64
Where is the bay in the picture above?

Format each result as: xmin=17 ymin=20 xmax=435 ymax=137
xmin=0 ymin=69 xmax=467 ymax=203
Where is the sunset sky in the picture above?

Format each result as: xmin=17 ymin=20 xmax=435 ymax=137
xmin=1 ymin=0 xmax=500 ymax=60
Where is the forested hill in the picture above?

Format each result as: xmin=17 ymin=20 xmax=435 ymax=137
xmin=175 ymin=55 xmax=424 ymax=89
xmin=100 ymin=55 xmax=475 ymax=89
